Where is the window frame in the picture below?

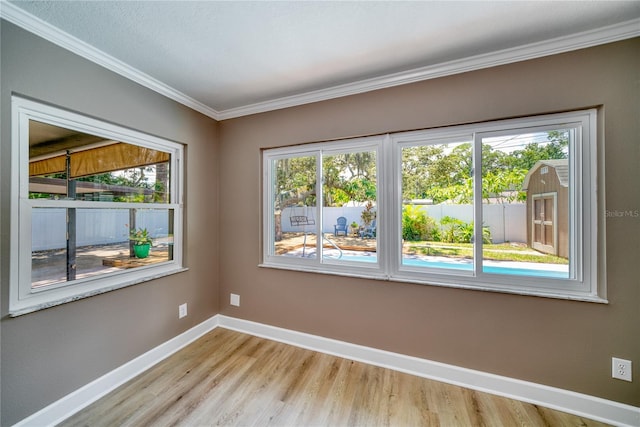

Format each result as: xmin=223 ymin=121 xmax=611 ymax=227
xmin=261 ymin=109 xmax=604 ymax=302
xmin=262 ymin=136 xmax=387 ymax=279
xmin=10 ymin=96 xmax=185 ymax=316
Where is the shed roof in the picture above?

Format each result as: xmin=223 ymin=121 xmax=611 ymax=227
xmin=522 ymin=159 xmax=569 ymax=190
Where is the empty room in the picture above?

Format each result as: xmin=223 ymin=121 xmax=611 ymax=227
xmin=1 ymin=1 xmax=639 ymax=426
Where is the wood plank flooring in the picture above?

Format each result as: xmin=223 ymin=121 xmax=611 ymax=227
xmin=59 ymin=328 xmax=611 ymax=427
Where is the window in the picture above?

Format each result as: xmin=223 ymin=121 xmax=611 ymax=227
xmin=263 ymin=110 xmax=604 ymax=302
xmin=10 ymin=96 xmax=184 ymax=315
xmin=263 ymin=137 xmax=385 ymax=277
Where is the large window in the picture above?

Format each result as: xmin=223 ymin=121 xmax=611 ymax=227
xmin=10 ymin=97 xmax=184 ymax=315
xmin=263 ymin=137 xmax=385 ymax=277
xmin=263 ymin=110 xmax=604 ymax=301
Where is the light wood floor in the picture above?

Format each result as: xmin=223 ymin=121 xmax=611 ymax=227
xmin=59 ymin=328 xmax=610 ymax=427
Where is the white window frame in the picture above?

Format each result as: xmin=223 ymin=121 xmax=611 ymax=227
xmin=261 ymin=109 xmax=604 ymax=302
xmin=10 ymin=96 xmax=185 ymax=316
xmin=262 ymin=136 xmax=387 ymax=280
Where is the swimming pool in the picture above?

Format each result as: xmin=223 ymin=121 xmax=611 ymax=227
xmin=321 ymin=251 xmax=570 ymax=279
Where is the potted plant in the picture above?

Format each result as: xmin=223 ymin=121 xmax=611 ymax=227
xmin=350 ymin=221 xmax=359 ymax=236
xmin=130 ymin=227 xmax=153 ymax=258
xmin=361 ymin=201 xmax=376 ymax=227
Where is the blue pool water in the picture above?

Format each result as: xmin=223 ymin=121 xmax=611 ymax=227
xmin=325 ymin=252 xmax=569 ymax=279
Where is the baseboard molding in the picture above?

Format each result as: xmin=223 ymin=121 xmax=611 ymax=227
xmin=13 ymin=316 xmax=220 ymax=427
xmin=218 ymin=315 xmax=640 ymax=427
xmin=15 ymin=314 xmax=639 ymax=427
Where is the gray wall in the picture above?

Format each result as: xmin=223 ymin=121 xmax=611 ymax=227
xmin=1 ymin=21 xmax=220 ymax=425
xmin=2 ymin=17 xmax=638 ymax=426
xmin=219 ymin=38 xmax=640 ymax=407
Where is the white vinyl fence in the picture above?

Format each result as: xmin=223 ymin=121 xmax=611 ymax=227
xmin=34 ymin=203 xmax=526 ymax=251
xmin=281 ymin=204 xmax=526 ymax=244
xmin=32 ymin=208 xmax=170 ymax=251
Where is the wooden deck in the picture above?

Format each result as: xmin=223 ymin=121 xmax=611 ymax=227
xmin=102 ymin=248 xmax=170 ymax=268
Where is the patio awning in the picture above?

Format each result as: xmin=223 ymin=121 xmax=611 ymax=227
xmin=29 ymin=142 xmax=170 ymax=178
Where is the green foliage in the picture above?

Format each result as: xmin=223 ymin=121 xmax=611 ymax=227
xmin=322 ymin=152 xmax=377 ymax=207
xmin=129 ymin=227 xmax=153 ymax=245
xmin=326 ymin=187 xmax=351 ymax=207
xmin=343 ymin=178 xmax=376 ymax=203
xmin=275 ymin=156 xmax=317 ymax=209
xmin=402 ymin=131 xmax=569 ymax=204
xmin=439 ymin=216 xmax=492 ymax=244
xmin=406 ymin=242 xmax=567 ymax=264
xmin=29 ymin=165 xmax=166 ymax=202
xmin=482 ymin=169 xmax=528 ymax=203
xmin=402 ymin=205 xmax=440 ymax=241
xmin=360 ymin=200 xmax=376 ymax=226
xmin=276 ymin=152 xmax=377 ymax=208
xmin=439 ymin=216 xmax=468 ymax=243
xmin=504 ymin=130 xmax=569 ymax=170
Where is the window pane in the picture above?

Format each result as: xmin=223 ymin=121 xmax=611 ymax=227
xmin=481 ymin=130 xmax=571 ymax=279
xmin=401 ymin=141 xmax=474 ymax=271
xmin=272 ymin=155 xmax=318 ymax=259
xmin=28 ymin=120 xmax=171 ymax=203
xmin=32 ymin=207 xmax=174 ymax=288
xmin=322 ymin=150 xmax=377 ymax=263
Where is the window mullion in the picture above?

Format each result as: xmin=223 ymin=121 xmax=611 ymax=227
xmin=316 ymin=152 xmax=323 ymax=263
xmin=473 ymin=133 xmax=483 ymax=276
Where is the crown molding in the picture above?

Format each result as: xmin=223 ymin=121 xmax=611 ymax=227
xmin=2 ymin=1 xmax=638 ymax=121
xmin=217 ymin=18 xmax=640 ymax=119
xmin=0 ymin=1 xmax=223 ymax=121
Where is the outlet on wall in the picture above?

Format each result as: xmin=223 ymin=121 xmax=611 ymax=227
xmin=230 ymin=293 xmax=240 ymax=307
xmin=612 ymin=357 xmax=632 ymax=382
xmin=178 ymin=303 xmax=188 ymax=319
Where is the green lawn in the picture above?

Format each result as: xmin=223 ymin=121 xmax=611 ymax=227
xmin=404 ymin=242 xmax=568 ymax=264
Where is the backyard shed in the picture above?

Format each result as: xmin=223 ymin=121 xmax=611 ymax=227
xmin=522 ymin=159 xmax=569 ymax=258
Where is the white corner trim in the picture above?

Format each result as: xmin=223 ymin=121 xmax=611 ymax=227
xmin=12 ymin=316 xmax=220 ymax=427
xmin=2 ymin=1 xmax=638 ymax=121
xmin=0 ymin=1 xmax=222 ymax=121
xmin=217 ymin=315 xmax=640 ymax=427
xmin=217 ymin=18 xmax=640 ymax=120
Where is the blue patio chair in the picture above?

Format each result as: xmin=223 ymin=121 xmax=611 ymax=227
xmin=360 ymin=219 xmax=376 ymax=238
xmin=334 ymin=216 xmax=348 ymax=236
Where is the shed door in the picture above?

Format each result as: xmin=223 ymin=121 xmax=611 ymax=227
xmin=532 ymin=193 xmax=557 ymax=255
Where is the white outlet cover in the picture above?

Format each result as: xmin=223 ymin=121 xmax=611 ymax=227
xmin=612 ymin=357 xmax=632 ymax=382
xmin=179 ymin=303 xmax=187 ymax=318
xmin=230 ymin=294 xmax=240 ymax=307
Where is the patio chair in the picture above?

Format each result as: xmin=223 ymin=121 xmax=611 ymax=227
xmin=334 ymin=216 xmax=348 ymax=236
xmin=360 ymin=219 xmax=376 ymax=238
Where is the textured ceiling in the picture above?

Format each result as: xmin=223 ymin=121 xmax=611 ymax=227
xmin=4 ymin=1 xmax=640 ymax=118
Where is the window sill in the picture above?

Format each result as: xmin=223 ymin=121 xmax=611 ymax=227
xmin=259 ymin=263 xmax=607 ymax=304
xmin=9 ymin=267 xmax=189 ymax=317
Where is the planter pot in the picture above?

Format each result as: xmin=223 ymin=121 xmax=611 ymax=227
xmin=133 ymin=243 xmax=151 ymax=259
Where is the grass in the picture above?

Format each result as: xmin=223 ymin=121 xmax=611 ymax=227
xmin=404 ymin=242 xmax=568 ymax=264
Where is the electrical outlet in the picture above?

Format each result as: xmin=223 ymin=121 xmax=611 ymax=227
xmin=612 ymin=357 xmax=632 ymax=382
xmin=230 ymin=293 xmax=240 ymax=307
xmin=178 ymin=303 xmax=188 ymax=319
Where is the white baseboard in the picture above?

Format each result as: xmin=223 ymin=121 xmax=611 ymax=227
xmin=13 ymin=316 xmax=220 ymax=427
xmin=15 ymin=314 xmax=639 ymax=427
xmin=217 ymin=315 xmax=640 ymax=427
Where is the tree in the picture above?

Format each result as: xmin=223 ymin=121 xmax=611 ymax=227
xmin=322 ymin=151 xmax=376 ymax=207
xmin=504 ymin=130 xmax=569 ymax=170
xmin=274 ymin=156 xmax=317 ymax=210
xmin=401 ymin=131 xmax=569 ymax=205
